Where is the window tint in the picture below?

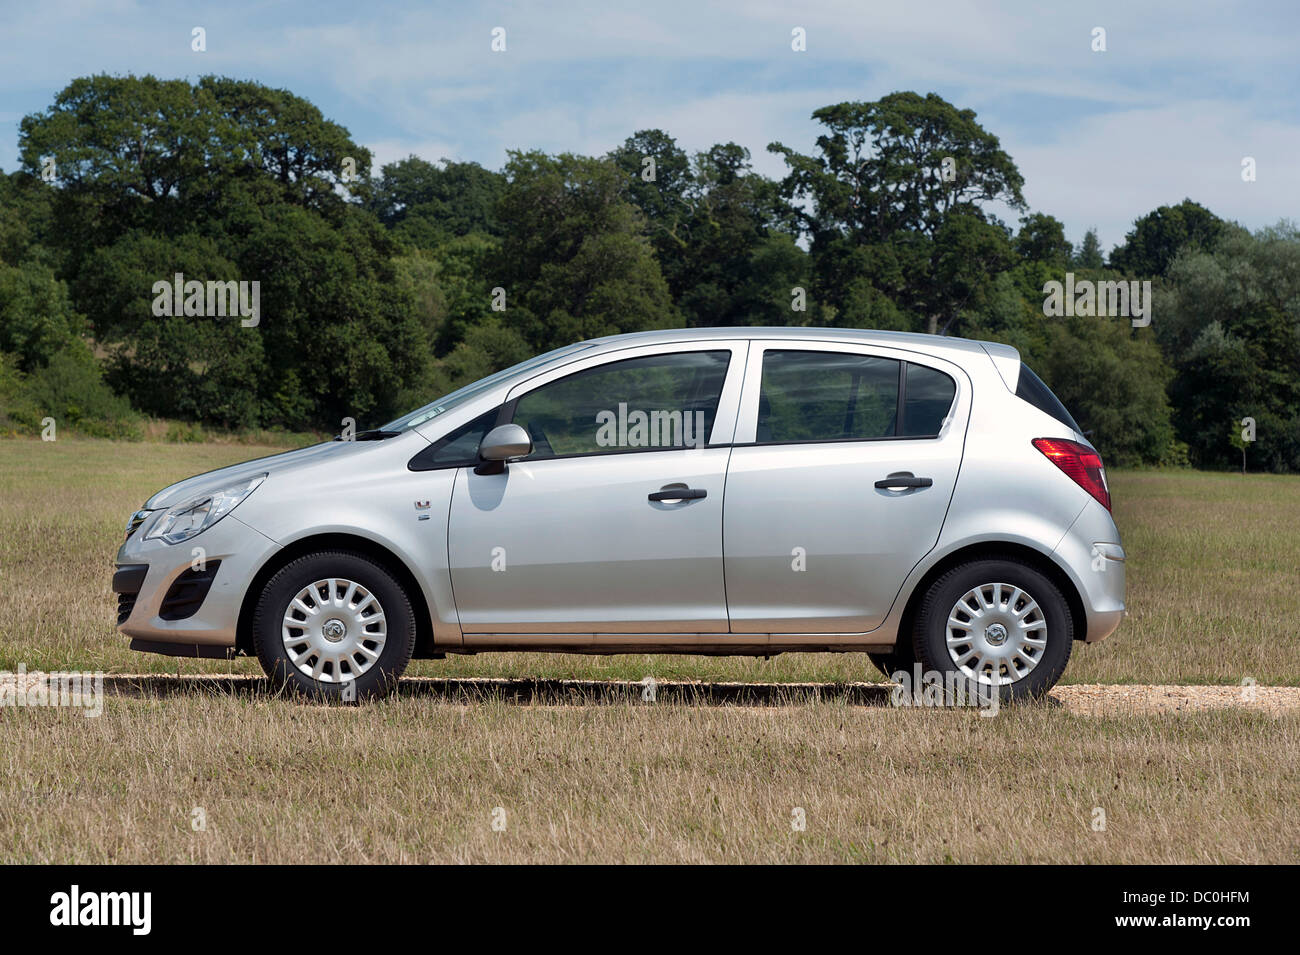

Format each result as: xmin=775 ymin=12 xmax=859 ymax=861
xmin=408 ymin=409 xmax=499 ymax=471
xmin=901 ymin=363 xmax=956 ymax=437
xmin=1015 ymin=364 xmax=1081 ymax=433
xmin=510 ymin=351 xmax=731 ymax=459
xmin=758 ymin=351 xmax=899 ymax=442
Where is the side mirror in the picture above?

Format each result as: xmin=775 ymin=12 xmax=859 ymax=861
xmin=476 ymin=423 xmax=532 ymax=473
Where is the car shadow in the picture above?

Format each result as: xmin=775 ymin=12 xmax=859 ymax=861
xmin=98 ymin=673 xmax=906 ymax=707
xmin=96 ymin=673 xmax=1064 ymax=708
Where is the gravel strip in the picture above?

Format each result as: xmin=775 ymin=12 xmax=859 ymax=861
xmin=1049 ymin=682 xmax=1300 ymax=715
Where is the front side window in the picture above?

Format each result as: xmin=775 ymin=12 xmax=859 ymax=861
xmin=757 ymin=350 xmax=900 ymax=443
xmin=510 ymin=350 xmax=731 ymax=459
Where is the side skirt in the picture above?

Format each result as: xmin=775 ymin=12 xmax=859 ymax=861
xmin=457 ymin=633 xmax=895 ymax=655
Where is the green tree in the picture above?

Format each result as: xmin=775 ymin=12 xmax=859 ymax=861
xmin=1109 ymin=199 xmax=1227 ymax=277
xmin=1016 ymin=213 xmax=1072 ymax=268
xmin=369 ymin=156 xmax=505 ymax=238
xmin=608 ymin=129 xmax=695 ymax=281
xmin=0 ymin=171 xmax=56 ymax=267
xmin=1073 ymin=228 xmax=1104 ymax=269
xmin=73 ymin=230 xmax=266 ymax=426
xmin=235 ymin=203 xmax=432 ymax=429
xmin=961 ymin=258 xmax=1182 ymax=467
xmin=18 ymin=75 xmax=428 ymax=431
xmin=1227 ymin=419 xmax=1249 ymax=475
xmin=1159 ymin=223 xmax=1300 ymax=471
xmin=0 ymin=258 xmax=86 ymax=369
xmin=0 ymin=244 xmax=140 ymax=438
xmin=1035 ymin=315 xmax=1179 ymax=467
xmin=493 ymin=150 xmax=681 ymax=352
xmin=20 ymin=75 xmax=369 ymax=277
xmin=622 ymin=139 xmax=808 ymax=328
xmin=770 ymin=92 xmax=1025 ymax=334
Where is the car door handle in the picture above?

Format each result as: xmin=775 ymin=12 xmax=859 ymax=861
xmin=648 ymin=487 xmax=707 ymax=502
xmin=874 ymin=472 xmax=933 ymax=490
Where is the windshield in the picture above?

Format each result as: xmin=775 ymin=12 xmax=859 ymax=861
xmin=379 ymin=341 xmax=594 ymax=433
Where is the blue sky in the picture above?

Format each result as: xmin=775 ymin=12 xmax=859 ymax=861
xmin=2 ymin=0 xmax=1296 ymax=253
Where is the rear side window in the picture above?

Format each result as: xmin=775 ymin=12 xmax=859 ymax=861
xmin=1016 ymin=365 xmax=1081 ymax=433
xmin=901 ymin=363 xmax=956 ymax=437
xmin=758 ymin=351 xmax=899 ymax=442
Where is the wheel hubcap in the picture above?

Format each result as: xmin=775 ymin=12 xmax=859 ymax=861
xmin=945 ymin=582 xmax=1047 ymax=686
xmin=281 ymin=578 xmax=387 ymax=684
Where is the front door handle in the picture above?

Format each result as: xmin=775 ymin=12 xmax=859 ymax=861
xmin=648 ymin=486 xmax=707 ymax=502
xmin=874 ymin=472 xmax=933 ymax=490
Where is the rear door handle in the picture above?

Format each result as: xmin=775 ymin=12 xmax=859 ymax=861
xmin=874 ymin=472 xmax=933 ymax=490
xmin=648 ymin=487 xmax=707 ymax=502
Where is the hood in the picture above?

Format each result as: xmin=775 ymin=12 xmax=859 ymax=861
xmin=143 ymin=439 xmax=403 ymax=509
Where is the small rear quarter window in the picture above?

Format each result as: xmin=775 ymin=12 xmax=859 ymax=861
xmin=900 ymin=363 xmax=956 ymax=437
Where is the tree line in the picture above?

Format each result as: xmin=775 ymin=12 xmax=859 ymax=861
xmin=1 ymin=75 xmax=1296 ymax=471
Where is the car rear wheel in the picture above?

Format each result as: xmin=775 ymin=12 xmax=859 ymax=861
xmin=913 ymin=558 xmax=1073 ymax=702
xmin=253 ymin=550 xmax=416 ymax=701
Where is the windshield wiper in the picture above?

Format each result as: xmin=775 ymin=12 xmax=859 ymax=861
xmin=332 ymin=430 xmax=401 ymax=442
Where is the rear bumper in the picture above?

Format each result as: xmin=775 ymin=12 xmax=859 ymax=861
xmin=1054 ymin=502 xmax=1127 ymax=643
xmin=1082 ymin=606 xmax=1125 ymax=643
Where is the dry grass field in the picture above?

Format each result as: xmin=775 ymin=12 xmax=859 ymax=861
xmin=1 ymin=437 xmax=1298 ymax=863
xmin=3 ymin=683 xmax=1297 ymax=864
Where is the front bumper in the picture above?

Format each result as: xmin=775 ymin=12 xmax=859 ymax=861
xmin=114 ymin=513 xmax=278 ymax=651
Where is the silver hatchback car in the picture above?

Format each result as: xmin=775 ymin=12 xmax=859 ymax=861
xmin=114 ymin=328 xmax=1125 ymax=700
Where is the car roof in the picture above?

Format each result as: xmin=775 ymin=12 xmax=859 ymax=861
xmin=582 ymin=326 xmax=1017 ymax=362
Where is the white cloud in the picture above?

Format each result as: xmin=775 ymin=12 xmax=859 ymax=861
xmin=367 ymin=138 xmax=465 ymax=172
xmin=1012 ymin=101 xmax=1300 ymax=250
xmin=2 ymin=0 xmax=1296 ymax=246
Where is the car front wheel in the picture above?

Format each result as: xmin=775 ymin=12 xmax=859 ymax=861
xmin=913 ymin=558 xmax=1073 ymax=702
xmin=252 ymin=550 xmax=416 ymax=701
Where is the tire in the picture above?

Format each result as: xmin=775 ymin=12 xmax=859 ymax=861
xmin=253 ymin=550 xmax=416 ymax=701
xmin=912 ymin=558 xmax=1073 ymax=703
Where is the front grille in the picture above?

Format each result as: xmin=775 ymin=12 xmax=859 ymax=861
xmin=159 ymin=561 xmax=222 ymax=621
xmin=116 ymin=592 xmax=138 ymax=626
xmin=112 ymin=563 xmax=149 ymax=627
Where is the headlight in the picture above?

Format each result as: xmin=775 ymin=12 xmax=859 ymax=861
xmin=124 ymin=509 xmax=153 ymax=541
xmin=143 ymin=474 xmax=266 ymax=545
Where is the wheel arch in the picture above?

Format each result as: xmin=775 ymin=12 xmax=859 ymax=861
xmin=896 ymin=541 xmax=1088 ymax=648
xmin=235 ymin=532 xmax=437 ymax=659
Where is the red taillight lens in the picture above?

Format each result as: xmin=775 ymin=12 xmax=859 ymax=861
xmin=1032 ymin=438 xmax=1110 ymax=511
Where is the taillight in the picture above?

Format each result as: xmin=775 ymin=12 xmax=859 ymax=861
xmin=1032 ymin=438 xmax=1110 ymax=511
